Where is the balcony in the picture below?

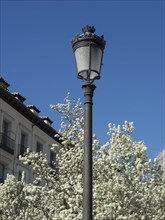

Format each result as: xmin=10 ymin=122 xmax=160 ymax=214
xmin=0 ymin=133 xmax=14 ymax=154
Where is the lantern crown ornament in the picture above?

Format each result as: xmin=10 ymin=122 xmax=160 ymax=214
xmin=71 ymin=25 xmax=106 ymax=83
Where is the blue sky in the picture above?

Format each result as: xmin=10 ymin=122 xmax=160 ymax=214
xmin=0 ymin=0 xmax=164 ymax=159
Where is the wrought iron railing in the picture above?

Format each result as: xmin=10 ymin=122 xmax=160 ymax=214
xmin=0 ymin=133 xmax=14 ymax=154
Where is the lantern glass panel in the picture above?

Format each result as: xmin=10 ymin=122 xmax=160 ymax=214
xmin=91 ymin=45 xmax=102 ymax=74
xmin=74 ymin=46 xmax=90 ymax=75
xmin=78 ymin=71 xmax=88 ymax=80
xmin=89 ymin=71 xmax=98 ymax=80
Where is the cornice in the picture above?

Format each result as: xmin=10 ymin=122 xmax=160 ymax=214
xmin=0 ymin=86 xmax=61 ymax=144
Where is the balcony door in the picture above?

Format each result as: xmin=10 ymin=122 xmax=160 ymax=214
xmin=0 ymin=119 xmax=14 ymax=154
xmin=20 ymin=132 xmax=28 ymax=155
xmin=0 ymin=163 xmax=5 ymax=183
xmin=2 ymin=120 xmax=11 ymax=146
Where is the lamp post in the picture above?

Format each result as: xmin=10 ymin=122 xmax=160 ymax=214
xmin=71 ymin=25 xmax=106 ymax=220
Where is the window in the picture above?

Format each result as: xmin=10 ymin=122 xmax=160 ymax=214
xmin=2 ymin=120 xmax=11 ymax=136
xmin=17 ymin=164 xmax=29 ymax=183
xmin=19 ymin=132 xmax=28 ymax=156
xmin=17 ymin=170 xmax=26 ymax=182
xmin=50 ymin=151 xmax=56 ymax=169
xmin=2 ymin=120 xmax=11 ymax=147
xmin=18 ymin=170 xmax=23 ymax=181
xmin=0 ymin=163 xmax=5 ymax=183
xmin=0 ymin=119 xmax=14 ymax=154
xmin=36 ymin=141 xmax=43 ymax=153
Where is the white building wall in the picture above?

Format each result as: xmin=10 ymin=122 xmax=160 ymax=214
xmin=0 ymin=98 xmax=60 ymax=183
xmin=157 ymin=148 xmax=165 ymax=178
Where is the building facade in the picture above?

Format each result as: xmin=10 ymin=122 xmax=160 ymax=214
xmin=157 ymin=148 xmax=165 ymax=178
xmin=0 ymin=77 xmax=61 ymax=183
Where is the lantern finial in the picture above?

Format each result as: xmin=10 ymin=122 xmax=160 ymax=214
xmin=82 ymin=25 xmax=96 ymax=34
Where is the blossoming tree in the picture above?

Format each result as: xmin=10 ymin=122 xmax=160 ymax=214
xmin=0 ymin=94 xmax=165 ymax=220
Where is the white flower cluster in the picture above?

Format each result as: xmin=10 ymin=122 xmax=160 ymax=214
xmin=0 ymin=94 xmax=165 ymax=219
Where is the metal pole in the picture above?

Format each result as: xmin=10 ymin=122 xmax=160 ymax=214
xmin=82 ymin=82 xmax=96 ymax=220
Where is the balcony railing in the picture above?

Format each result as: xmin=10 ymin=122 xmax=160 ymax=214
xmin=0 ymin=133 xmax=14 ymax=154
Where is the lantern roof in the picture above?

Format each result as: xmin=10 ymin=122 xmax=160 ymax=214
xmin=71 ymin=25 xmax=106 ymax=51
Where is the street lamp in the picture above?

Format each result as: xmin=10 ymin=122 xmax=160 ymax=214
xmin=71 ymin=25 xmax=106 ymax=220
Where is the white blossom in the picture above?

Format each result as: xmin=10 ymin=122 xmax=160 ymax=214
xmin=0 ymin=94 xmax=165 ymax=219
